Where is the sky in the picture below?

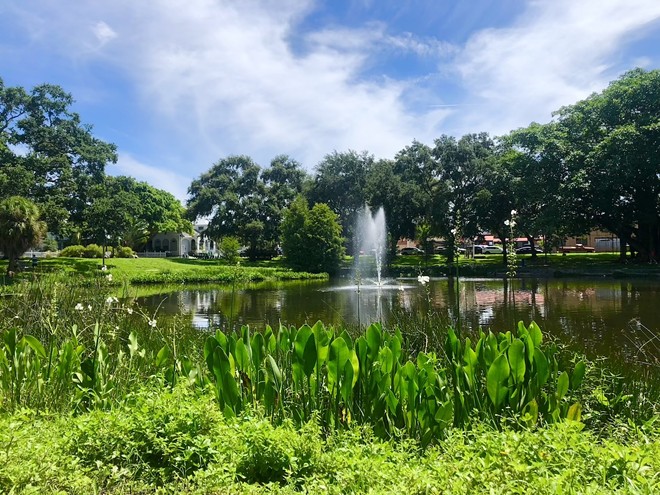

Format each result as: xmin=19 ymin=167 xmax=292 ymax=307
xmin=1 ymin=0 xmax=659 ymax=202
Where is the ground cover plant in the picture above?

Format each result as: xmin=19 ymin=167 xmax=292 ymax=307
xmin=0 ymin=277 xmax=658 ymax=493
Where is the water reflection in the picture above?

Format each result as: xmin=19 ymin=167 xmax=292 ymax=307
xmin=136 ymin=278 xmax=660 ymax=368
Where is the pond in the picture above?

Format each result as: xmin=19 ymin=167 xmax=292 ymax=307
xmin=135 ymin=277 xmax=660 ymax=372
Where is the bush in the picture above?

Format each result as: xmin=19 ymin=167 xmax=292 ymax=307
xmin=59 ymin=245 xmax=85 ymax=257
xmin=115 ymin=246 xmax=135 ymax=258
xmin=219 ymin=236 xmax=241 ymax=263
xmin=82 ymin=244 xmax=103 ymax=258
xmin=68 ymin=386 xmax=221 ymax=485
xmin=281 ymin=196 xmax=344 ymax=274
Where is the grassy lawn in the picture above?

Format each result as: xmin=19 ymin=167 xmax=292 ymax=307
xmin=1 ymin=256 xmax=327 ymax=285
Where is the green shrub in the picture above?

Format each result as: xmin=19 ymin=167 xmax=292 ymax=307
xmin=115 ymin=246 xmax=135 ymax=258
xmin=235 ymin=418 xmax=320 ymax=485
xmin=219 ymin=236 xmax=241 ymax=263
xmin=68 ymin=386 xmax=221 ymax=485
xmin=82 ymin=244 xmax=103 ymax=258
xmin=59 ymin=244 xmax=85 ymax=257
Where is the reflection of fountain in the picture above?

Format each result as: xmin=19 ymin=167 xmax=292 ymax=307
xmin=354 ymin=206 xmax=388 ymax=286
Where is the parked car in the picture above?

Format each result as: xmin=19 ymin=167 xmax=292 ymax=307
xmin=561 ymin=244 xmax=595 ymax=253
xmin=481 ymin=245 xmax=503 ymax=254
xmin=398 ymin=247 xmax=424 ymax=255
xmin=515 ymin=246 xmax=544 ymax=254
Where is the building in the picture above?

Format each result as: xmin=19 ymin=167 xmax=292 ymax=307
xmin=145 ymin=224 xmax=219 ymax=257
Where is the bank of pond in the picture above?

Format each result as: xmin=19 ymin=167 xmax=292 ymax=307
xmin=0 ymin=278 xmax=658 ymax=493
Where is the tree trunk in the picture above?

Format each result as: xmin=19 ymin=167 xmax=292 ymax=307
xmin=527 ymin=235 xmax=537 ymax=259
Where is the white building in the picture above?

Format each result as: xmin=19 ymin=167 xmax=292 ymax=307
xmin=147 ymin=224 xmax=219 ymax=257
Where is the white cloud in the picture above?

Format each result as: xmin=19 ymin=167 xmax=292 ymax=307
xmin=3 ymin=0 xmax=660 ymax=204
xmin=92 ymin=21 xmax=117 ymax=46
xmin=452 ymin=0 xmax=660 ymax=135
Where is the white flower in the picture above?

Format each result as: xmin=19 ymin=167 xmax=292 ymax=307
xmin=504 ymin=220 xmax=510 ymax=226
xmin=126 ymin=307 xmax=134 ymax=315
xmin=106 ymin=274 xmax=113 ymax=282
xmin=510 ymin=220 xmax=516 ymax=228
xmin=106 ymin=296 xmax=114 ymax=304
xmin=450 ymin=228 xmax=458 ymax=236
xmin=510 ymin=209 xmax=517 ymax=216
xmin=87 ymin=304 xmax=92 ymax=311
xmin=148 ymin=319 xmax=157 ymax=328
xmin=418 ymin=275 xmax=430 ymax=285
xmin=74 ymin=303 xmax=84 ymax=311
xmin=101 ymin=265 xmax=108 ymax=271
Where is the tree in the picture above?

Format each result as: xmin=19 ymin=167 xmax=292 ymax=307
xmin=0 ymin=79 xmax=117 ymax=237
xmin=308 ymin=150 xmax=373 ymax=250
xmin=432 ymin=133 xmax=494 ymax=261
xmin=260 ymin=154 xmax=307 ymax=252
xmin=0 ymin=196 xmax=46 ymax=275
xmin=365 ymin=158 xmax=419 ymax=255
xmin=498 ymin=123 xmax=576 ymax=258
xmin=84 ymin=176 xmax=192 ymax=251
xmin=187 ymin=155 xmax=266 ymax=259
xmin=556 ymin=69 xmax=660 ymax=261
xmin=281 ymin=196 xmax=344 ymax=274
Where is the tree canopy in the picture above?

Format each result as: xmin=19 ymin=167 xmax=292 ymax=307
xmin=0 ymin=78 xmax=117 ymax=237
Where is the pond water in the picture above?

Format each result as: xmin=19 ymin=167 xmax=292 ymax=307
xmin=136 ymin=277 xmax=660 ymax=371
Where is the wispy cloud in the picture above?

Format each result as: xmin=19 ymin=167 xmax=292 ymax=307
xmin=2 ymin=0 xmax=659 ymax=201
xmin=451 ymin=0 xmax=660 ymax=135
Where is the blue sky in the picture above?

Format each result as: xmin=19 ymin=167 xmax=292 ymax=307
xmin=1 ymin=0 xmax=659 ymax=201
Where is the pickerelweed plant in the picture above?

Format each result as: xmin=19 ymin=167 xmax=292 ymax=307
xmin=1 ymin=276 xmax=655 ymax=448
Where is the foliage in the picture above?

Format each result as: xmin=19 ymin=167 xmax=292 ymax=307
xmin=555 ymin=68 xmax=660 ymax=261
xmin=84 ymin=176 xmax=192 ymax=250
xmin=0 ymin=79 xmax=117 ymax=237
xmin=58 ymin=245 xmax=85 ymax=257
xmin=115 ymin=246 xmax=135 ymax=258
xmin=219 ymin=236 xmax=241 ymax=263
xmin=0 ymin=196 xmax=47 ymax=274
xmin=281 ymin=197 xmax=345 ymax=274
xmin=1 ymin=390 xmax=658 ymax=494
xmin=308 ymin=150 xmax=373 ymax=249
xmin=187 ymin=155 xmax=306 ymax=260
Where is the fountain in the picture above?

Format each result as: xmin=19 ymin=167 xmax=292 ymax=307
xmin=354 ymin=206 xmax=388 ymax=286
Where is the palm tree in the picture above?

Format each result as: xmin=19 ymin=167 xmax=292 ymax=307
xmin=0 ymin=196 xmax=47 ymax=276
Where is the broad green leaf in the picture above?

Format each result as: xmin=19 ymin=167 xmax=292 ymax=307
xmin=128 ymin=332 xmax=139 ymax=359
xmin=234 ymin=339 xmax=251 ymax=372
xmin=340 ymin=359 xmax=354 ymax=404
xmin=566 ymin=402 xmax=582 ymax=421
xmin=155 ymin=345 xmax=171 ymax=368
xmin=366 ymin=323 xmax=382 ymax=361
xmin=533 ymin=348 xmax=550 ymax=388
xmin=556 ymin=371 xmax=569 ymax=400
xmin=303 ymin=334 xmax=317 ymax=377
xmin=267 ymin=355 xmax=282 ymax=387
xmin=294 ymin=325 xmax=312 ymax=362
xmin=328 ymin=337 xmax=350 ymax=389
xmin=379 ymin=346 xmax=394 ymax=374
xmin=528 ymin=321 xmax=543 ymax=347
xmin=487 ymin=354 xmax=511 ymax=409
xmin=508 ymin=339 xmax=526 ymax=383
xmin=571 ymin=361 xmax=586 ymax=390
xmin=23 ymin=335 xmax=47 ymax=359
